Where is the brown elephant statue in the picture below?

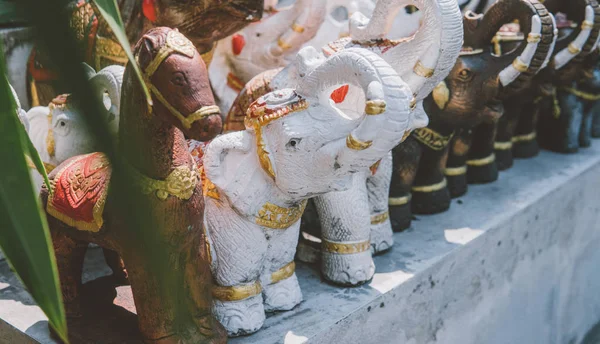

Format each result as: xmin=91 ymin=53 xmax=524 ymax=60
xmin=535 ymin=0 xmax=600 ymax=153
xmin=466 ymin=0 xmax=600 ymax=173
xmin=41 ymin=27 xmax=225 ymax=343
xmin=27 ymin=0 xmax=263 ymax=107
xmin=389 ymin=0 xmax=556 ymax=230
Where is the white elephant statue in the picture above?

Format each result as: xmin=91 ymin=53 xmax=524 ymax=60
xmin=26 ymin=64 xmax=124 ymax=191
xmin=223 ymin=0 xmax=463 ymax=286
xmin=209 ymin=0 xmax=327 ymax=114
xmin=9 ymin=83 xmax=29 ymax=131
xmin=203 ymin=47 xmax=426 ymax=336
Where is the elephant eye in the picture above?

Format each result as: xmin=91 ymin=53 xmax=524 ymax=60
xmin=59 ymin=120 xmax=66 ymax=127
xmin=458 ymin=69 xmax=473 ymax=81
xmin=286 ymin=138 xmax=301 ymax=150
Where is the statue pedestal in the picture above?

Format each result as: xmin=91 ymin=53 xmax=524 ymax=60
xmin=3 ymin=141 xmax=600 ymax=343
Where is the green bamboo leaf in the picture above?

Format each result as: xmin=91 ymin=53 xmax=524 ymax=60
xmin=0 ymin=47 xmax=68 ymax=343
xmin=92 ymin=0 xmax=152 ymax=104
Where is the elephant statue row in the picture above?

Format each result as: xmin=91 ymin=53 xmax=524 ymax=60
xmin=203 ymin=47 xmax=425 ymax=336
xmin=25 ymin=64 xmax=124 ymax=192
xmin=389 ymin=0 xmax=557 ymax=230
xmin=27 ymin=0 xmax=264 ymax=108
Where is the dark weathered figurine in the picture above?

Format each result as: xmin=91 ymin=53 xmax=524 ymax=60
xmin=536 ymin=0 xmax=600 ymax=152
xmin=388 ymin=0 xmax=555 ymax=230
xmin=41 ymin=28 xmax=225 ymax=343
xmin=28 ymin=0 xmax=263 ymax=107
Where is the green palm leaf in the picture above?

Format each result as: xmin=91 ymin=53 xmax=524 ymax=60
xmin=0 ymin=42 xmax=68 ymax=343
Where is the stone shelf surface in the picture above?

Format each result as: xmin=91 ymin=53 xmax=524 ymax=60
xmin=2 ymin=142 xmax=600 ymax=343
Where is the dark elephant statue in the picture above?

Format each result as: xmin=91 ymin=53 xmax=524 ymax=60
xmin=27 ymin=0 xmax=263 ymax=107
xmin=389 ymin=0 xmax=556 ymax=231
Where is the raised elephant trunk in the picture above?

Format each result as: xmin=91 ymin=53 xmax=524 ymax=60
xmin=463 ymin=0 xmax=556 ymax=95
xmin=297 ymin=48 xmax=426 ymax=170
xmin=348 ymin=0 xmax=463 ymax=100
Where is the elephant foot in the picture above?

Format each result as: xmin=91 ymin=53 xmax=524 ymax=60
xmin=466 ymin=155 xmax=498 ymax=184
xmin=370 ymin=213 xmax=394 ymax=255
xmin=321 ymin=247 xmax=375 ymax=286
xmin=213 ymin=294 xmax=265 ymax=337
xmin=494 ymin=148 xmax=513 ymax=171
xmin=389 ymin=197 xmax=412 ymax=232
xmin=445 ymin=168 xmax=467 ymax=198
xmin=411 ymin=184 xmax=451 ymax=215
xmin=296 ymin=232 xmax=321 ymax=264
xmin=512 ymin=137 xmax=539 ymax=159
xmin=263 ymin=273 xmax=303 ymax=312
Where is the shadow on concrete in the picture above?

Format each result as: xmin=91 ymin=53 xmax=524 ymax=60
xmin=581 ymin=320 xmax=600 ymax=344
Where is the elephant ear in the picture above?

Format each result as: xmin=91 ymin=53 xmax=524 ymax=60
xmin=89 ymin=65 xmax=125 ymax=136
xmin=203 ymin=131 xmax=253 ymax=193
xmin=348 ymin=0 xmax=463 ymax=100
xmin=467 ymin=0 xmax=557 ymax=96
xmin=544 ymin=0 xmax=600 ymax=70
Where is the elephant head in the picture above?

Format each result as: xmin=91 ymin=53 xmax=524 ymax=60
xmin=424 ymin=0 xmax=557 ymax=127
xmin=339 ymin=0 xmax=464 ymax=101
xmin=542 ymin=0 xmax=600 ymax=82
xmin=212 ymin=0 xmax=328 ymax=86
xmin=205 ymin=47 xmax=426 ymax=199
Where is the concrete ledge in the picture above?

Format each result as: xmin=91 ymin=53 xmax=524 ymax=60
xmin=2 ymin=142 xmax=600 ymax=343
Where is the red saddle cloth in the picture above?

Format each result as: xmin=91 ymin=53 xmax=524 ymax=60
xmin=47 ymin=152 xmax=111 ymax=232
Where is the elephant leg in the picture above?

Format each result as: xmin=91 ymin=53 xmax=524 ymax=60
xmin=592 ymin=100 xmax=600 ymax=138
xmin=315 ymin=173 xmax=374 ymax=286
xmin=261 ymin=224 xmax=303 ymax=312
xmin=512 ymin=97 xmax=540 ymax=159
xmin=51 ymin=229 xmax=88 ymax=318
xmin=204 ymin=200 xmax=267 ymax=336
xmin=467 ymin=121 xmax=498 ymax=184
xmin=389 ymin=137 xmax=421 ymax=232
xmin=411 ymin=144 xmax=451 ymax=215
xmin=296 ymin=199 xmax=322 ymax=264
xmin=539 ymin=87 xmax=582 ymax=153
xmin=102 ymin=248 xmax=128 ymax=285
xmin=580 ymin=102 xmax=593 ymax=148
xmin=445 ymin=129 xmax=471 ymax=198
xmin=366 ymin=152 xmax=394 ymax=254
xmin=494 ymin=101 xmax=520 ymax=170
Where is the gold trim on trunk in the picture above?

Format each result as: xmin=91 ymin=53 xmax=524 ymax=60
xmin=389 ymin=194 xmax=411 ymax=206
xmin=411 ymin=178 xmax=447 ymax=193
xmin=271 ymin=262 xmax=295 ymax=284
xmin=370 ymin=211 xmax=389 ymax=225
xmin=494 ymin=141 xmax=513 ymax=150
xmin=444 ymin=166 xmax=467 ymax=176
xmin=512 ymin=132 xmax=537 ymax=143
xmin=466 ymin=153 xmax=495 ymax=166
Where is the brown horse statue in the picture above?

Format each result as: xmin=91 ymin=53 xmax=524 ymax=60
xmin=40 ymin=27 xmax=224 ymax=343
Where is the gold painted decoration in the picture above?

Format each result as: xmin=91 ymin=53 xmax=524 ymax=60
xmin=365 ymin=99 xmax=386 ymax=115
xmin=291 ymin=23 xmax=305 ymax=33
xmin=144 ymin=30 xmax=196 ymax=78
xmin=411 ymin=127 xmax=454 ymax=151
xmin=321 ymin=238 xmax=370 ymax=254
xmin=494 ymin=141 xmax=513 ymax=150
xmin=346 ymin=134 xmax=373 ymax=150
xmin=256 ymin=200 xmax=307 ymax=229
xmin=411 ymin=178 xmax=447 ymax=193
xmin=444 ymin=166 xmax=467 ymax=176
xmin=227 ymin=72 xmax=245 ymax=93
xmin=271 ymin=262 xmax=295 ymax=284
xmin=582 ymin=20 xmax=594 ymax=30
xmin=389 ymin=194 xmax=411 ymax=206
xmin=512 ymin=58 xmax=528 ymax=72
xmin=568 ymin=43 xmax=581 ymax=54
xmin=459 ymin=47 xmax=484 ymax=56
xmin=129 ymin=164 xmax=199 ymax=201
xmin=512 ymin=132 xmax=536 ymax=143
xmin=94 ymin=36 xmax=128 ymax=71
xmin=212 ymin=281 xmax=262 ymax=302
xmin=432 ymin=81 xmax=449 ymax=110
xmin=413 ymin=60 xmax=434 ymax=78
xmin=370 ymin=211 xmax=389 ymax=225
xmin=561 ymin=86 xmax=600 ymax=101
xmin=277 ymin=38 xmax=292 ymax=50
xmin=245 ymin=91 xmax=309 ymax=180
xmin=466 ymin=153 xmax=495 ymax=166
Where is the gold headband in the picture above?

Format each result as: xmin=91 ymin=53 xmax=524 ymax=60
xmin=141 ymin=30 xmax=220 ymax=129
xmin=245 ymin=91 xmax=309 ymax=179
